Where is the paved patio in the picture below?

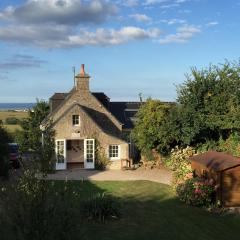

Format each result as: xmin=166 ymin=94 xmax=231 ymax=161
xmin=46 ymin=167 xmax=173 ymax=185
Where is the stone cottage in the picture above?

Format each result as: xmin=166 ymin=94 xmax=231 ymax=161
xmin=41 ymin=65 xmax=141 ymax=170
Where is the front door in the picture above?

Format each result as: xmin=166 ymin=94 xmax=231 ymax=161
xmin=84 ymin=139 xmax=95 ymax=169
xmin=55 ymin=139 xmax=66 ymax=170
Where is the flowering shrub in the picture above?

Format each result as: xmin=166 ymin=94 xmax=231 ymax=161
xmin=165 ymin=146 xmax=195 ymax=188
xmin=176 ymin=177 xmax=215 ymax=207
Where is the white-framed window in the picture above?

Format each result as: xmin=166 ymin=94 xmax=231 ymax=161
xmin=72 ymin=115 xmax=80 ymax=126
xmin=109 ymin=145 xmax=120 ymax=159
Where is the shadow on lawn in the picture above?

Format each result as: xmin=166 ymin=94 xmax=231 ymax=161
xmin=0 ymin=179 xmax=108 ymax=240
xmin=80 ymin=181 xmax=240 ymax=240
xmin=1 ymin=180 xmax=240 ymax=240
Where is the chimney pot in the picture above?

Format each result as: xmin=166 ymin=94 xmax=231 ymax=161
xmin=80 ymin=64 xmax=85 ymax=75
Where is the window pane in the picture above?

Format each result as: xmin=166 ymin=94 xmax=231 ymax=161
xmin=72 ymin=115 xmax=80 ymax=125
xmin=57 ymin=141 xmax=64 ymax=163
xmin=109 ymin=145 xmax=119 ymax=158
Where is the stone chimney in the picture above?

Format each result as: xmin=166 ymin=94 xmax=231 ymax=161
xmin=75 ymin=64 xmax=90 ymax=91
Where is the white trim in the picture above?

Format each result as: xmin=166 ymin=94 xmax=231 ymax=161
xmin=72 ymin=114 xmax=80 ymax=126
xmin=108 ymin=144 xmax=121 ymax=160
xmin=84 ymin=139 xmax=95 ymax=169
xmin=55 ymin=139 xmax=67 ymax=170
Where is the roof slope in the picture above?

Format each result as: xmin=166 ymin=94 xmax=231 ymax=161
xmin=190 ymin=151 xmax=240 ymax=171
xmin=50 ymin=92 xmax=142 ymax=129
xmin=80 ymin=105 xmax=121 ymax=136
xmin=51 ymin=103 xmax=122 ymax=139
xmin=50 ymin=93 xmax=68 ymax=100
xmin=109 ymin=102 xmax=142 ymax=129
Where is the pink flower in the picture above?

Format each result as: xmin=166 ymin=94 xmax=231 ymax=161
xmin=194 ymin=188 xmax=202 ymax=194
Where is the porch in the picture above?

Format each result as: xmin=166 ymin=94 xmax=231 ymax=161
xmin=55 ymin=139 xmax=95 ymax=170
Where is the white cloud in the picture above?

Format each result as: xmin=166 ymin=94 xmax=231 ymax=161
xmin=130 ymin=14 xmax=152 ymax=22
xmin=0 ymin=0 xmax=202 ymax=48
xmin=0 ymin=25 xmax=161 ymax=48
xmin=0 ymin=0 xmax=117 ymax=25
xmin=143 ymin=0 xmax=168 ymax=5
xmin=0 ymin=54 xmax=47 ymax=70
xmin=175 ymin=0 xmax=187 ymax=3
xmin=160 ymin=3 xmax=179 ymax=9
xmin=122 ymin=0 xmax=139 ymax=6
xmin=161 ymin=18 xmax=186 ymax=25
xmin=68 ymin=27 xmax=161 ymax=46
xmin=206 ymin=21 xmax=219 ymax=27
xmin=159 ymin=24 xmax=201 ymax=44
xmin=143 ymin=0 xmax=188 ymax=6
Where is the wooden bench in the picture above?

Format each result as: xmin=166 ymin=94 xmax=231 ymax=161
xmin=121 ymin=159 xmax=132 ymax=170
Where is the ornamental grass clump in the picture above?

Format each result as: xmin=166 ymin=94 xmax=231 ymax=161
xmin=82 ymin=192 xmax=120 ymax=223
xmin=176 ymin=177 xmax=216 ymax=207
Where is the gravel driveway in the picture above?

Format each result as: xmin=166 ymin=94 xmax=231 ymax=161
xmin=46 ymin=167 xmax=173 ymax=185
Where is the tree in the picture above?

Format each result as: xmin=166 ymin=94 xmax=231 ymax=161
xmin=132 ymin=60 xmax=240 ymax=157
xmin=0 ymin=126 xmax=11 ymax=178
xmin=131 ymin=99 xmax=172 ymax=157
xmin=16 ymin=100 xmax=55 ymax=172
xmin=175 ymin=60 xmax=240 ymax=146
xmin=17 ymin=100 xmax=50 ymax=152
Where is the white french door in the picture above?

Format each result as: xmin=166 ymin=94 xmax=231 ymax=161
xmin=55 ymin=139 xmax=67 ymax=170
xmin=84 ymin=139 xmax=95 ymax=169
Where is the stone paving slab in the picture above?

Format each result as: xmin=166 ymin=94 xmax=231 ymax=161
xmin=46 ymin=167 xmax=173 ymax=185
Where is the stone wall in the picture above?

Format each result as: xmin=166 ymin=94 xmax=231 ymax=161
xmin=53 ymin=101 xmax=128 ymax=169
xmin=45 ymin=68 xmax=129 ymax=170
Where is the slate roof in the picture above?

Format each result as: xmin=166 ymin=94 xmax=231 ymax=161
xmin=50 ymin=92 xmax=109 ymax=101
xmin=50 ymin=92 xmax=143 ymax=129
xmin=109 ymin=102 xmax=142 ymax=129
xmin=50 ymin=93 xmax=68 ymax=100
xmin=80 ymin=105 xmax=121 ymax=136
xmin=190 ymin=151 xmax=240 ymax=171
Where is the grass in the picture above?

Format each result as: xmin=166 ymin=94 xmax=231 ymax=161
xmin=52 ymin=180 xmax=240 ymax=240
xmin=3 ymin=124 xmax=22 ymax=132
xmin=0 ymin=111 xmax=28 ymax=132
xmin=0 ymin=111 xmax=28 ymax=121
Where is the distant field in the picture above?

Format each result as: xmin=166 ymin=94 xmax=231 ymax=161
xmin=0 ymin=111 xmax=28 ymax=121
xmin=0 ymin=111 xmax=28 ymax=132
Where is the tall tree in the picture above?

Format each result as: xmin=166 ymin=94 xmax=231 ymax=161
xmin=176 ymin=60 xmax=240 ymax=145
xmin=131 ymin=99 xmax=172 ymax=156
xmin=16 ymin=100 xmax=55 ymax=172
xmin=0 ymin=126 xmax=12 ymax=178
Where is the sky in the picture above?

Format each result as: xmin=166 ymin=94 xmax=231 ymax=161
xmin=0 ymin=0 xmax=240 ymax=103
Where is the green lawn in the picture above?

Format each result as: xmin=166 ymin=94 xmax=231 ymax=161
xmin=0 ymin=111 xmax=28 ymax=132
xmin=3 ymin=124 xmax=22 ymax=132
xmin=54 ymin=180 xmax=240 ymax=240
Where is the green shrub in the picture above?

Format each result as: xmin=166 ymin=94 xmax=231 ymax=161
xmin=5 ymin=117 xmax=20 ymax=125
xmin=165 ymin=146 xmax=195 ymax=188
xmin=176 ymin=177 xmax=215 ymax=207
xmin=0 ymin=126 xmax=11 ymax=179
xmin=217 ymin=132 xmax=240 ymax=156
xmin=0 ymin=171 xmax=79 ymax=240
xmin=82 ymin=192 xmax=120 ymax=223
xmin=0 ymin=157 xmax=10 ymax=179
xmin=196 ymin=140 xmax=219 ymax=153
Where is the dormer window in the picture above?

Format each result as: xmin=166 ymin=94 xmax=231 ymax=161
xmin=72 ymin=115 xmax=80 ymax=126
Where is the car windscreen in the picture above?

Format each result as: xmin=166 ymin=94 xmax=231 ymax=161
xmin=9 ymin=145 xmax=18 ymax=154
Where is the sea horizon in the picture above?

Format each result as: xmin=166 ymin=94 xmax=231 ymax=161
xmin=0 ymin=103 xmax=36 ymax=111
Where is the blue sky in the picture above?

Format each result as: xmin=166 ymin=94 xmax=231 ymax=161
xmin=0 ymin=0 xmax=239 ymax=103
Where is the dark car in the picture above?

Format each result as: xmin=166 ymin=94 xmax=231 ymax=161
xmin=8 ymin=143 xmax=20 ymax=169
